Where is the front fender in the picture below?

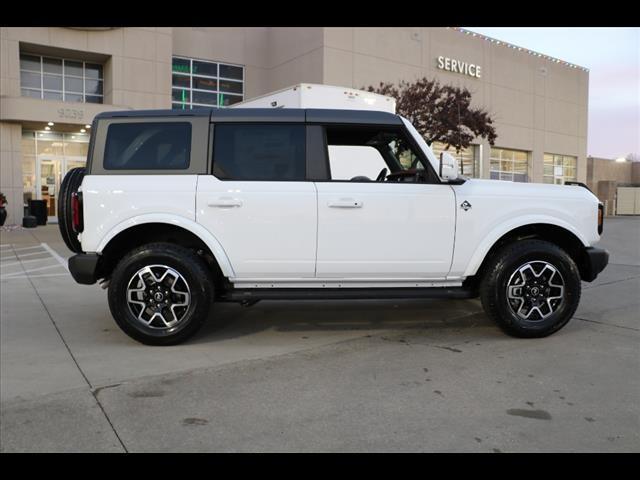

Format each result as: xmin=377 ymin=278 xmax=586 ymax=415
xmin=96 ymin=213 xmax=236 ymax=278
xmin=460 ymin=215 xmax=590 ymax=278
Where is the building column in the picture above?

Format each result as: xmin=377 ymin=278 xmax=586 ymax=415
xmin=0 ymin=121 xmax=23 ymax=226
xmin=479 ymin=139 xmax=491 ymax=179
xmin=530 ymin=129 xmax=545 ymax=183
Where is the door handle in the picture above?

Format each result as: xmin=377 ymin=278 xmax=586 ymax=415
xmin=207 ymin=197 xmax=243 ymax=208
xmin=328 ymin=198 xmax=363 ymax=208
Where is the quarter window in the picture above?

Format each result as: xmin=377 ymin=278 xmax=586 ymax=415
xmin=212 ymin=124 xmax=305 ymax=181
xmin=104 ymin=123 xmax=192 ymax=170
xmin=171 ymin=56 xmax=244 ymax=110
xmin=20 ymin=53 xmax=104 ymax=104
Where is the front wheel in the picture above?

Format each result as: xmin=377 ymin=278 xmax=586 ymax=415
xmin=108 ymin=243 xmax=214 ymax=345
xmin=480 ymin=239 xmax=581 ymax=338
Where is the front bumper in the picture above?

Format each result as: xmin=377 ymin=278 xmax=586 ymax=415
xmin=581 ymin=247 xmax=609 ymax=282
xmin=68 ymin=253 xmax=100 ymax=285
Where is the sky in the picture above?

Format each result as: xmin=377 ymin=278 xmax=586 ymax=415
xmin=464 ymin=27 xmax=639 ymax=160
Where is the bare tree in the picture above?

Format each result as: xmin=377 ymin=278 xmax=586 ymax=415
xmin=365 ymin=78 xmax=497 ymax=152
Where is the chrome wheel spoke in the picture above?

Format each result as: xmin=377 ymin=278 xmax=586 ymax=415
xmin=125 ymin=264 xmax=191 ymax=331
xmin=506 ymin=260 xmax=565 ymax=322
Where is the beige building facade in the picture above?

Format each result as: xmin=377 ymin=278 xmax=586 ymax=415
xmin=587 ymin=156 xmax=640 ymax=215
xmin=1 ymin=27 xmax=590 ymax=225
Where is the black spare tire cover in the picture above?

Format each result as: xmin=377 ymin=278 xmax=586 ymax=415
xmin=58 ymin=167 xmax=85 ymax=253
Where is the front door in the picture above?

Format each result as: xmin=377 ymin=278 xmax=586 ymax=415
xmin=314 ymin=125 xmax=456 ymax=280
xmin=315 ymin=182 xmax=456 ymax=279
xmin=196 ymin=123 xmax=317 ymax=279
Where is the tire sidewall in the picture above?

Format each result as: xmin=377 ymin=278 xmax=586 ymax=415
xmin=492 ymin=244 xmax=581 ymax=336
xmin=109 ymin=245 xmax=212 ymax=345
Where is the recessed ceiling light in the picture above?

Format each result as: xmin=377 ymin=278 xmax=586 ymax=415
xmin=47 ymin=122 xmax=54 ymax=126
xmin=80 ymin=129 xmax=86 ymax=133
xmin=85 ymin=124 xmax=91 ymax=129
xmin=45 ymin=126 xmax=51 ymax=131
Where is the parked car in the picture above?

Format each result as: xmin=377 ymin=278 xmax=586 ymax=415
xmin=58 ymin=107 xmax=608 ymax=345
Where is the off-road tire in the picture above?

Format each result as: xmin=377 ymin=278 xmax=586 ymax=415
xmin=480 ymin=239 xmax=581 ymax=338
xmin=57 ymin=167 xmax=85 ymax=253
xmin=108 ymin=242 xmax=214 ymax=346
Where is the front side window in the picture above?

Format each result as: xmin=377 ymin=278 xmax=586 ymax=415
xmin=325 ymin=126 xmax=428 ymax=182
xmin=20 ymin=53 xmax=104 ymax=104
xmin=213 ymin=124 xmax=305 ymax=181
xmin=104 ymin=123 xmax=191 ymax=170
xmin=490 ymin=147 xmax=530 ymax=182
xmin=544 ymin=153 xmax=577 ymax=184
xmin=172 ymin=56 xmax=244 ymax=110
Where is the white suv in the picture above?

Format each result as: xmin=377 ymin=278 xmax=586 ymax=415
xmin=58 ymin=108 xmax=608 ymax=345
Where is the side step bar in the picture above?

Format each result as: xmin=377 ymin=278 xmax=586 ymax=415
xmin=223 ymin=287 xmax=476 ymax=302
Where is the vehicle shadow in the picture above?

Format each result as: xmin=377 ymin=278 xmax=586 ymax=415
xmin=190 ymin=297 xmax=495 ymax=344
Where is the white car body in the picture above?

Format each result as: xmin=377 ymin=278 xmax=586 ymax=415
xmin=63 ymin=100 xmax=608 ymax=344
xmin=79 ymin=117 xmax=601 ymax=290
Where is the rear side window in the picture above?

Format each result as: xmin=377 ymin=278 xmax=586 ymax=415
xmin=213 ymin=124 xmax=305 ymax=181
xmin=104 ymin=122 xmax=191 ymax=170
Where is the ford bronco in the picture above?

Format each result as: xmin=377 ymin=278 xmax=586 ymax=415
xmin=58 ymin=108 xmax=608 ymax=345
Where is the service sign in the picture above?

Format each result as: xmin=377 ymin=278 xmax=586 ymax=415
xmin=437 ymin=56 xmax=482 ymax=79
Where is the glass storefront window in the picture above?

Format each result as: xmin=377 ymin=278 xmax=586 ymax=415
xmin=430 ymin=142 xmax=479 ymax=177
xmin=19 ymin=53 xmax=104 ymax=104
xmin=490 ymin=147 xmax=530 ymax=182
xmin=21 ymin=130 xmax=90 ymax=219
xmin=171 ymin=56 xmax=244 ymax=110
xmin=543 ymin=154 xmax=577 ymax=184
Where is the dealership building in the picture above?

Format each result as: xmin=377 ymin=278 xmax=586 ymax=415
xmin=1 ymin=27 xmax=590 ymax=224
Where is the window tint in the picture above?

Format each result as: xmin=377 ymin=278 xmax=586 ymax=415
xmin=213 ymin=124 xmax=305 ymax=181
xmin=104 ymin=123 xmax=191 ymax=170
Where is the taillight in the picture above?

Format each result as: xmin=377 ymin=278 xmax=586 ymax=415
xmin=71 ymin=192 xmax=83 ymax=233
xmin=597 ymin=203 xmax=604 ymax=235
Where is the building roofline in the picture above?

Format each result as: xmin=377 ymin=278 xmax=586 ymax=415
xmin=450 ymin=27 xmax=589 ymax=72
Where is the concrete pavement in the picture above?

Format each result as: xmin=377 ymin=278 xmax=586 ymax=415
xmin=1 ymin=218 xmax=638 ymax=452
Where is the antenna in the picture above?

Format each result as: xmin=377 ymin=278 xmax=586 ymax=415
xmin=457 ymin=98 xmax=463 ymax=175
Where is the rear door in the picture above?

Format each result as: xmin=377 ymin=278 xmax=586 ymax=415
xmin=196 ymin=122 xmax=317 ymax=279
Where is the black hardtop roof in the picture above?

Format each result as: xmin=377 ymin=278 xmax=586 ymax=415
xmin=94 ymin=108 xmax=402 ymax=125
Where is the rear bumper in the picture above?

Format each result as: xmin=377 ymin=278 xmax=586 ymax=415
xmin=581 ymin=247 xmax=609 ymax=282
xmin=68 ymin=253 xmax=100 ymax=285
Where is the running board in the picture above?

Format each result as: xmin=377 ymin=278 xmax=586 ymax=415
xmin=222 ymin=287 xmax=476 ymax=302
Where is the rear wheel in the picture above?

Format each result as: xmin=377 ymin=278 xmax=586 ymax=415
xmin=57 ymin=167 xmax=85 ymax=253
xmin=108 ymin=243 xmax=214 ymax=345
xmin=480 ymin=239 xmax=581 ymax=338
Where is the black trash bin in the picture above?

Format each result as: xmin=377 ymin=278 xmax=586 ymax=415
xmin=28 ymin=199 xmax=48 ymax=226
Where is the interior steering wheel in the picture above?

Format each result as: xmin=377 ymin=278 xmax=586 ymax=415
xmin=376 ymin=168 xmax=388 ymax=182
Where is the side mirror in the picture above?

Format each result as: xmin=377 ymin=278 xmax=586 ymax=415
xmin=439 ymin=152 xmax=459 ymax=181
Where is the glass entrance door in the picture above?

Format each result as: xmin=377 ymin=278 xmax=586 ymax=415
xmin=36 ymin=156 xmax=61 ymax=221
xmin=36 ymin=155 xmax=86 ymax=222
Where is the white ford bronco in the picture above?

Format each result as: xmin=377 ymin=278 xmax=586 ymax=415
xmin=59 ymin=107 xmax=608 ymax=345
